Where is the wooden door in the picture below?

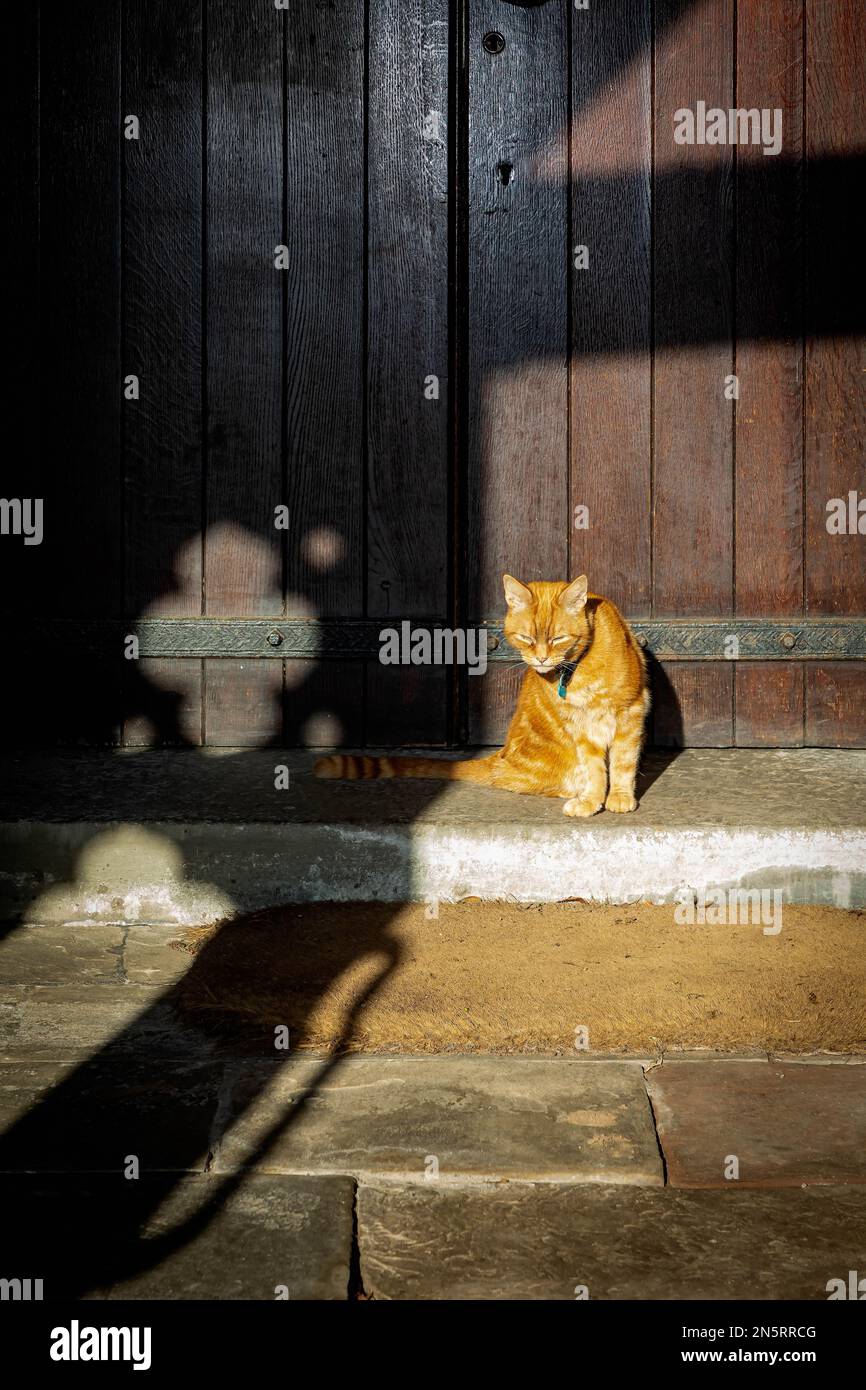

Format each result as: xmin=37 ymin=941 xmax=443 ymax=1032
xmin=3 ymin=0 xmax=864 ymax=749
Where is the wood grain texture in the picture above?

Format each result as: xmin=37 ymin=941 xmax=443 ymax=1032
xmin=468 ymin=664 xmax=523 ymax=747
xmin=366 ymin=0 xmax=450 ymax=746
xmin=466 ymin=0 xmax=569 ymax=750
xmin=735 ymin=663 xmax=803 ymax=747
xmin=41 ymin=0 xmax=122 ymax=619
xmin=0 ymin=7 xmax=41 ymax=744
xmin=287 ymin=661 xmax=365 ymax=749
xmin=284 ymin=0 xmax=365 ymax=616
xmin=365 ymin=664 xmax=448 ymax=746
xmin=803 ymin=2 xmax=866 ymax=748
xmin=653 ymin=661 xmax=734 ymax=748
xmin=122 ymin=0 xmax=203 ymax=747
xmin=122 ymin=659 xmax=202 ymax=747
xmin=805 ymin=665 xmax=866 ymax=748
xmin=467 ymin=0 xmax=569 ymax=618
xmin=734 ymin=0 xmax=805 ymax=746
xmin=653 ymin=0 xmax=734 ymax=617
xmin=205 ymin=0 xmax=283 ymax=616
xmin=205 ymin=660 xmax=282 ymax=747
xmin=204 ymin=2 xmax=283 ymax=744
xmin=804 ymin=0 xmax=866 ymax=616
xmin=368 ymin=0 xmax=449 ymax=617
xmin=39 ymin=1 xmax=123 ymax=744
xmin=570 ymin=0 xmax=652 ymax=615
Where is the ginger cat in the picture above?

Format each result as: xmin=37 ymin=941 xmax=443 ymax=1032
xmin=315 ymin=574 xmax=650 ymax=817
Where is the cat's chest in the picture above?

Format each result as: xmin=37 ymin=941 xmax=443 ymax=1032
xmin=559 ymin=680 xmax=616 ymax=746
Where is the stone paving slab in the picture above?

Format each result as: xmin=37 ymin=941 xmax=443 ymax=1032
xmin=0 ymin=983 xmax=219 ymax=1058
xmin=357 ymin=1182 xmax=866 ymax=1300
xmin=212 ymin=1056 xmax=663 ymax=1185
xmin=0 ymin=923 xmax=125 ymax=985
xmin=646 ymin=1061 xmax=866 ymax=1187
xmin=0 ymin=1173 xmax=354 ymax=1300
xmin=0 ymin=1056 xmax=220 ymax=1173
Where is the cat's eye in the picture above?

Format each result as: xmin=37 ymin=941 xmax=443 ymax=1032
xmin=514 ymin=634 xmax=534 ymax=645
xmin=551 ymin=635 xmax=572 ymax=646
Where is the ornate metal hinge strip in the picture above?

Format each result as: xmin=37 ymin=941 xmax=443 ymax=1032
xmin=18 ymin=617 xmax=866 ymax=661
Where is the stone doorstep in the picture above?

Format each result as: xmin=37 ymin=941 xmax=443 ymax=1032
xmin=1 ymin=749 xmax=865 ymax=916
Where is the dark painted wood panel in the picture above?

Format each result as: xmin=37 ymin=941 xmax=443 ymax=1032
xmin=734 ymin=0 xmax=803 ymax=616
xmin=467 ymin=0 xmax=569 ymax=619
xmin=284 ymin=0 xmax=365 ymax=617
xmin=366 ymin=665 xmax=448 ymax=747
xmin=368 ymin=0 xmax=449 ymax=617
xmin=123 ymin=0 xmax=203 ymax=747
xmin=803 ymin=2 xmax=866 ymax=748
xmin=205 ymin=1 xmax=283 ymax=617
xmin=805 ymin=665 xmax=866 ymax=748
xmin=1 ymin=7 xmax=41 ymax=744
xmin=735 ymin=663 xmax=804 ymax=747
xmin=653 ymin=0 xmax=734 ymax=618
xmin=286 ymin=661 xmax=365 ymax=749
xmin=653 ymin=661 xmax=734 ymax=748
xmin=467 ymin=0 xmax=569 ymax=744
xmin=734 ymin=0 xmax=805 ymax=747
xmin=570 ymin=0 xmax=652 ymax=616
xmin=366 ymin=0 xmax=450 ymax=746
xmin=468 ymin=664 xmax=522 ymax=748
xmin=40 ymin=0 xmax=123 ymax=744
xmin=804 ymin=1 xmax=866 ymax=617
xmin=204 ymin=2 xmax=284 ymax=744
xmin=205 ymin=660 xmax=282 ymax=747
xmin=122 ymin=659 xmax=202 ymax=747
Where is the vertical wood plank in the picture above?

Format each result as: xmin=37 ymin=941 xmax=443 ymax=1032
xmin=122 ymin=0 xmax=203 ymax=746
xmin=653 ymin=0 xmax=734 ymax=620
xmin=467 ymin=0 xmax=569 ymax=742
xmin=123 ymin=659 xmax=203 ymax=747
xmin=467 ymin=664 xmax=522 ymax=747
xmin=652 ymin=0 xmax=734 ymax=747
xmin=365 ymin=0 xmax=450 ymax=746
xmin=805 ymin=665 xmax=866 ymax=748
xmin=205 ymin=1 xmax=284 ymax=744
xmin=0 ymin=6 xmax=40 ymax=743
xmin=368 ymin=0 xmax=448 ymax=618
xmin=41 ymin=0 xmax=123 ymax=743
xmin=653 ymin=661 xmax=734 ymax=748
xmin=206 ymin=0 xmax=282 ymax=614
xmin=285 ymin=661 xmax=365 ymax=749
xmin=804 ymin=1 xmax=866 ymax=748
xmin=804 ymin=1 xmax=866 ymax=614
xmin=467 ymin=0 xmax=569 ymax=618
xmin=734 ymin=0 xmax=805 ymax=746
xmin=280 ymin=2 xmax=367 ymax=746
xmin=205 ymin=660 xmax=282 ymax=747
xmin=570 ymin=0 xmax=652 ymax=615
xmin=735 ymin=663 xmax=804 ymax=747
xmin=284 ymin=1 xmax=365 ymax=617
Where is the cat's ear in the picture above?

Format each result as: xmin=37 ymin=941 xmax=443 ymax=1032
xmin=560 ymin=574 xmax=588 ymax=614
xmin=503 ymin=574 xmax=533 ymax=611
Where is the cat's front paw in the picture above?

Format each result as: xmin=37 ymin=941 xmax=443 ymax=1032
xmin=563 ymin=797 xmax=603 ymax=818
xmin=605 ymin=789 xmax=637 ymax=814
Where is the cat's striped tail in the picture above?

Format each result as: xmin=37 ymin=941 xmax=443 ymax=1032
xmin=313 ymin=752 xmax=497 ymax=782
